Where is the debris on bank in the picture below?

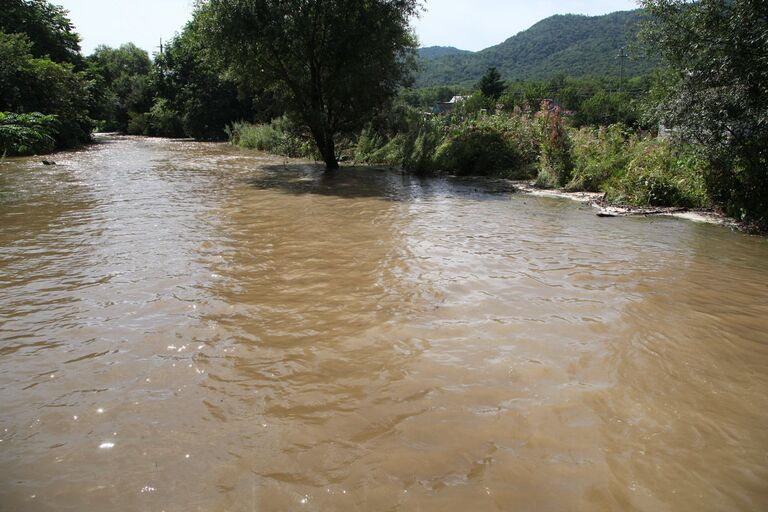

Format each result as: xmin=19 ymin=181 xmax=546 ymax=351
xmin=511 ymin=181 xmax=737 ymax=228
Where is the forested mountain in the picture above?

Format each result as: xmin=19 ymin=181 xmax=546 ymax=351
xmin=418 ymin=46 xmax=471 ymax=60
xmin=416 ymin=10 xmax=656 ymax=87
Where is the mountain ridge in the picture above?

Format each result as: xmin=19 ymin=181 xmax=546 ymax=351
xmin=415 ymin=10 xmax=655 ymax=87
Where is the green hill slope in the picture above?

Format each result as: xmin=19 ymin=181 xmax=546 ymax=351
xmin=418 ymin=46 xmax=472 ymax=60
xmin=415 ymin=10 xmax=655 ymax=87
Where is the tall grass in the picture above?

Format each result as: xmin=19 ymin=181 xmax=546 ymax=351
xmin=226 ymin=117 xmax=319 ymax=159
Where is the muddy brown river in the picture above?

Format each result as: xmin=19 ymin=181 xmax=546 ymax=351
xmin=1 ymin=135 xmax=767 ymax=511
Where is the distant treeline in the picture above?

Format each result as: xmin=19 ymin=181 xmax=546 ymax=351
xmin=401 ymin=74 xmax=653 ymax=128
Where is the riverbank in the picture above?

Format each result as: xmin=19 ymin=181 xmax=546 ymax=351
xmin=512 ymin=181 xmax=740 ymax=229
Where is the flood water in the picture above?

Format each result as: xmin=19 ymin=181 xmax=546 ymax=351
xmin=1 ymin=135 xmax=767 ymax=511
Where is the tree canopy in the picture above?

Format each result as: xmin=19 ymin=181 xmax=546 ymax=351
xmin=153 ymin=15 xmax=253 ymax=140
xmin=86 ymin=43 xmax=153 ymax=132
xmin=0 ymin=0 xmax=82 ymax=66
xmin=198 ymin=0 xmax=421 ymax=169
xmin=641 ymin=0 xmax=768 ymax=228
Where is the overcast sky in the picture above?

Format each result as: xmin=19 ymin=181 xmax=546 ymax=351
xmin=55 ymin=0 xmax=640 ymax=56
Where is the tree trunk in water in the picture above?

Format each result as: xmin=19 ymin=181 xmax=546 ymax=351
xmin=321 ymin=137 xmax=338 ymax=170
xmin=311 ymin=126 xmax=338 ymax=170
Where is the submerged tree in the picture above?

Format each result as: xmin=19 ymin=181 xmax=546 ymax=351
xmin=641 ymin=0 xmax=768 ymax=228
xmin=198 ymin=0 xmax=421 ymax=169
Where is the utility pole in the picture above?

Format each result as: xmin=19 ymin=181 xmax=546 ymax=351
xmin=617 ymin=47 xmax=627 ymax=93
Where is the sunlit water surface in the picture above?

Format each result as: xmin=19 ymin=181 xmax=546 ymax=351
xmin=1 ymin=136 xmax=767 ymax=511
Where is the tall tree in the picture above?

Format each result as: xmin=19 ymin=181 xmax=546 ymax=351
xmin=478 ymin=67 xmax=505 ymax=100
xmin=153 ymin=16 xmax=253 ymax=140
xmin=641 ymin=0 xmax=768 ymax=228
xmin=198 ymin=0 xmax=421 ymax=169
xmin=87 ymin=44 xmax=153 ymax=132
xmin=0 ymin=0 xmax=82 ymax=66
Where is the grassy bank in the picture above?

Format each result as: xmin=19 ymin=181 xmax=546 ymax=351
xmin=228 ymin=104 xmax=712 ymax=212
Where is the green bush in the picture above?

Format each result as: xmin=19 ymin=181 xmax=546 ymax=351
xmin=567 ymin=124 xmax=634 ymax=192
xmin=148 ymin=99 xmax=184 ymax=138
xmin=127 ymin=111 xmax=149 ymax=135
xmin=435 ymin=125 xmax=520 ymax=176
xmin=354 ymin=108 xmax=538 ymax=177
xmin=0 ymin=111 xmax=59 ymax=155
xmin=226 ymin=117 xmax=318 ymax=159
xmin=606 ymin=139 xmax=709 ymax=208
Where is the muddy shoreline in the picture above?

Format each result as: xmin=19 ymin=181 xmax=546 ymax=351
xmin=511 ymin=181 xmax=740 ymax=230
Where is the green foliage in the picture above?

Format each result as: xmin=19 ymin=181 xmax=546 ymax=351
xmin=568 ymin=124 xmax=634 ymax=191
xmin=454 ymin=94 xmax=494 ymax=116
xmin=641 ymin=0 xmax=768 ymax=228
xmin=153 ymin=15 xmax=253 ymax=141
xmin=399 ymin=86 xmax=465 ymax=110
xmin=0 ymin=0 xmax=82 ymax=66
xmin=148 ymin=98 xmax=184 ymax=138
xmin=536 ymin=108 xmax=574 ymax=188
xmin=227 ymin=117 xmax=319 ymax=159
xmin=478 ymin=67 xmax=505 ymax=100
xmin=200 ymin=0 xmax=420 ymax=169
xmin=575 ymin=90 xmax=638 ymax=127
xmin=354 ymin=106 xmax=539 ymax=177
xmin=418 ymin=46 xmax=471 ymax=61
xmin=23 ymin=57 xmax=92 ymax=147
xmin=491 ymin=75 xmax=649 ymax=128
xmin=436 ymin=127 xmax=518 ymax=176
xmin=0 ymin=31 xmax=92 ymax=150
xmin=606 ymin=140 xmax=709 ymax=208
xmin=0 ymin=33 xmax=34 ymax=108
xmin=0 ymin=2 xmax=92 ymax=150
xmin=127 ymin=111 xmax=149 ymax=136
xmin=0 ymin=111 xmax=58 ymax=155
xmin=416 ymin=10 xmax=656 ymax=87
xmin=87 ymin=43 xmax=153 ymax=132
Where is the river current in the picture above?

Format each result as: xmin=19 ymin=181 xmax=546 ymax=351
xmin=1 ymin=135 xmax=767 ymax=511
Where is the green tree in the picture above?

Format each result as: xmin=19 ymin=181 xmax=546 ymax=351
xmin=199 ymin=0 xmax=421 ymax=169
xmin=153 ymin=15 xmax=253 ymax=140
xmin=0 ymin=0 xmax=82 ymax=66
xmin=0 ymin=32 xmax=91 ymax=149
xmin=87 ymin=43 xmax=153 ymax=132
xmin=0 ymin=32 xmax=34 ymax=109
xmin=478 ymin=67 xmax=505 ymax=100
xmin=576 ymin=90 xmax=638 ymax=127
xmin=641 ymin=0 xmax=768 ymax=228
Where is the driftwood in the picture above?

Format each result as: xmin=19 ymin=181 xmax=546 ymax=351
xmin=594 ymin=204 xmax=689 ymax=218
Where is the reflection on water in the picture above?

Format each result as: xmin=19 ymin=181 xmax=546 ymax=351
xmin=1 ymin=135 xmax=767 ymax=511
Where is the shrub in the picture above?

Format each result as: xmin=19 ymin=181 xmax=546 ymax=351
xmin=435 ymin=125 xmax=521 ymax=176
xmin=355 ymin=109 xmax=538 ymax=178
xmin=226 ymin=117 xmax=318 ymax=159
xmin=0 ymin=111 xmax=59 ymax=155
xmin=127 ymin=111 xmax=149 ymax=135
xmin=568 ymin=124 xmax=634 ymax=192
xmin=148 ymin=99 xmax=184 ymax=138
xmin=606 ymin=139 xmax=709 ymax=208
